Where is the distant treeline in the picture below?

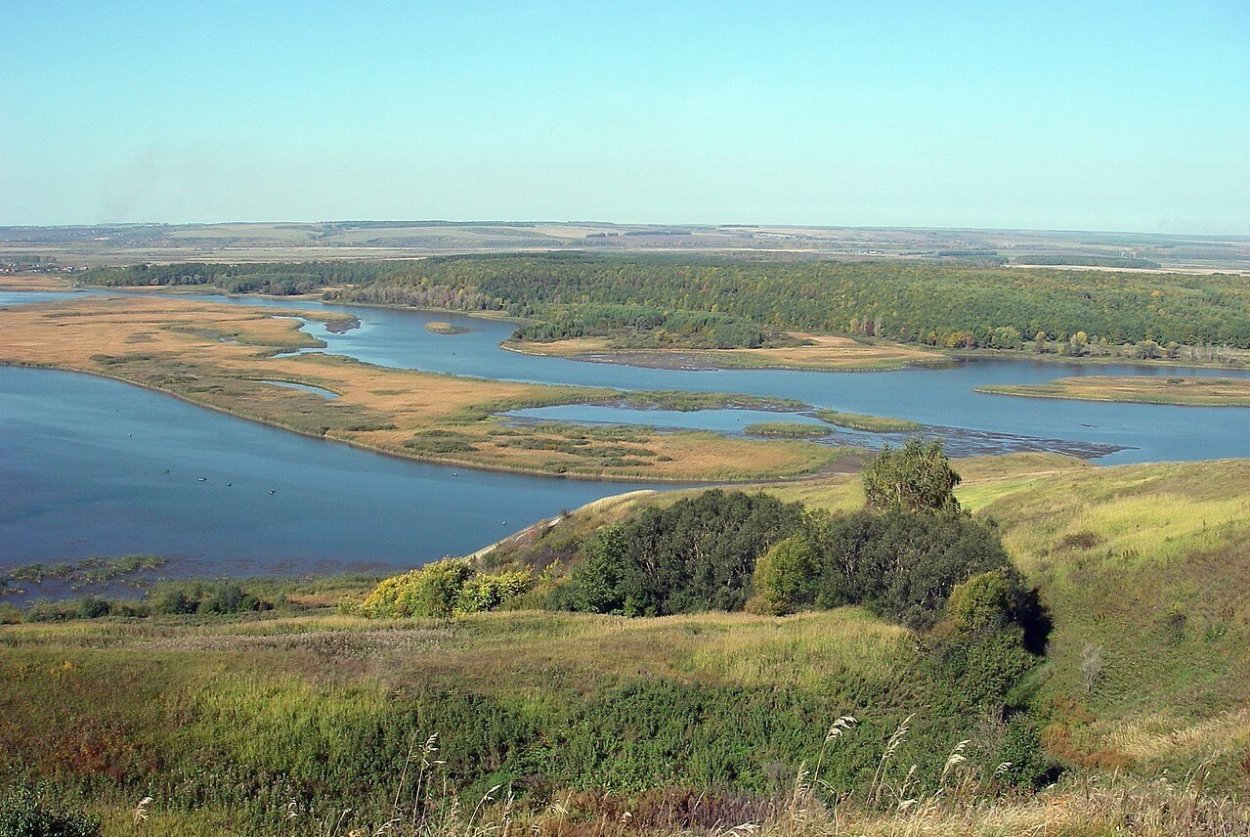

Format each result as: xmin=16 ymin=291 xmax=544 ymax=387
xmin=1011 ymin=255 xmax=1161 ymax=269
xmin=85 ymin=254 xmax=1250 ymax=349
xmin=509 ymin=303 xmax=792 ymax=349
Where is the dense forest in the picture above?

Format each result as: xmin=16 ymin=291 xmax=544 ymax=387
xmin=85 ymin=254 xmax=1250 ymax=351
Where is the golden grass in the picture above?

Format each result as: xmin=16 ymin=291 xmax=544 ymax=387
xmin=685 ymin=608 xmax=910 ymax=690
xmin=0 ymin=296 xmax=842 ymax=481
xmin=0 ymin=272 xmax=76 ymax=291
xmin=503 ymin=332 xmax=947 ymax=371
xmin=978 ymin=375 xmax=1250 ymax=406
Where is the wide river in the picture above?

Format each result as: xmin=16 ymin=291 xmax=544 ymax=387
xmin=2 ymin=290 xmax=1248 ymax=588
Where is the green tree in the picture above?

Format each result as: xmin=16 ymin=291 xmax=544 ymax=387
xmin=861 ymin=439 xmax=961 ymax=514
xmin=748 ymin=534 xmax=817 ymax=615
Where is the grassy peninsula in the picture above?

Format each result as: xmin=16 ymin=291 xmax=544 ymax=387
xmin=978 ymin=375 xmax=1250 ymax=407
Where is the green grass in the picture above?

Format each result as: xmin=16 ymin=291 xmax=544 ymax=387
xmin=811 ymin=409 xmax=924 ymax=433
xmin=762 ymin=454 xmax=1250 ymax=788
xmin=4 ymin=454 xmax=1249 ymax=833
xmin=743 ymin=421 xmax=831 ymax=438
xmin=0 ymin=608 xmax=1014 ymax=833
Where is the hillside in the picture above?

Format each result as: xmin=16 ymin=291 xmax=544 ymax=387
xmin=1 ymin=454 xmax=1248 ymax=835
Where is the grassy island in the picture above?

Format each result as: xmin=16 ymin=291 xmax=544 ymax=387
xmin=978 ymin=375 xmax=1250 ymax=407
xmin=811 ymin=409 xmax=924 ymax=432
xmin=742 ymin=421 xmax=831 ymax=438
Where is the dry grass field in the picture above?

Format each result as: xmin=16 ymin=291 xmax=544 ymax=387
xmin=0 ymin=296 xmax=845 ymax=481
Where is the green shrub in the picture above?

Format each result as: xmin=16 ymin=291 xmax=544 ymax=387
xmin=23 ymin=601 xmax=79 ymax=623
xmin=861 ymin=438 xmax=961 ymax=514
xmin=359 ymin=559 xmax=473 ymax=618
xmin=74 ymin=597 xmax=110 ymax=619
xmin=0 ymin=787 xmax=101 ymax=837
xmin=797 ymin=509 xmax=1012 ymax=630
xmin=560 ymin=491 xmax=807 ymax=616
xmin=149 ymin=583 xmax=272 ymax=616
xmin=748 ymin=535 xmax=817 ymax=615
xmin=455 ymin=569 xmax=534 ymax=614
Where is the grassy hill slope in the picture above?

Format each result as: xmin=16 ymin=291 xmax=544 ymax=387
xmin=1 ymin=454 xmax=1248 ymax=835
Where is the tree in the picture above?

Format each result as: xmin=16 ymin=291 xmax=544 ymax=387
xmin=748 ymin=534 xmax=817 ymax=615
xmin=861 ymin=438 xmax=961 ymax=514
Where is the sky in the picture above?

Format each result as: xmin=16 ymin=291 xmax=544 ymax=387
xmin=3 ymin=1 xmax=1248 ymax=233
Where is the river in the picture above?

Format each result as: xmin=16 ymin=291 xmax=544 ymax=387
xmin=2 ymin=289 xmax=1247 ymax=592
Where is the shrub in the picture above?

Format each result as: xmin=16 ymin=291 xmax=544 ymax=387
xmin=748 ymin=535 xmax=817 ymax=615
xmin=75 ymin=596 xmax=110 ymax=619
xmin=359 ymin=559 xmax=473 ymax=618
xmin=148 ymin=583 xmax=272 ymax=616
xmin=797 ymin=509 xmax=1012 ymax=630
xmin=861 ymin=438 xmax=961 ymax=514
xmin=560 ymin=491 xmax=807 ymax=616
xmin=944 ymin=568 xmax=1024 ymax=635
xmin=455 ymin=569 xmax=534 ymax=614
xmin=0 ymin=786 xmax=101 ymax=837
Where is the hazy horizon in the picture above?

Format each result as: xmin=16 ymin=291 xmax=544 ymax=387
xmin=4 ymin=218 xmax=1249 ymax=240
xmin=4 ymin=1 xmax=1247 ymax=234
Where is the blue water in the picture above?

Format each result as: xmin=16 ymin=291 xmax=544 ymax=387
xmin=0 ymin=366 xmax=670 ymax=578
xmin=9 ymin=289 xmax=1250 ymax=464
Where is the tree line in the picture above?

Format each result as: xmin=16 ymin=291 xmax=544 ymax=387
xmin=84 ymin=254 xmax=1250 ymax=350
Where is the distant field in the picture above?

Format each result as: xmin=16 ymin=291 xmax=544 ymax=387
xmin=0 ymin=296 xmax=846 ymax=481
xmin=979 ymin=375 xmax=1250 ymax=406
xmin=4 ymin=221 xmax=1247 ymax=271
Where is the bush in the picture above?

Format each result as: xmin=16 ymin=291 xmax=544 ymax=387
xmin=560 ymin=491 xmax=806 ymax=616
xmin=792 ymin=509 xmax=1012 ymax=630
xmin=75 ymin=597 xmax=110 ymax=619
xmin=359 ymin=559 xmax=473 ymax=618
xmin=748 ymin=535 xmax=817 ymax=615
xmin=0 ymin=787 xmax=101 ymax=837
xmin=861 ymin=438 xmax=961 ymax=514
xmin=455 ymin=569 xmax=534 ymax=614
xmin=149 ymin=583 xmax=272 ymax=616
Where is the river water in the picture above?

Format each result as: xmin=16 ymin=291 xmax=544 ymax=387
xmin=2 ymin=289 xmax=1247 ymax=590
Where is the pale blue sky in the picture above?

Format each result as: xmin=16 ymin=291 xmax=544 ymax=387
xmin=3 ymin=1 xmax=1247 ymax=233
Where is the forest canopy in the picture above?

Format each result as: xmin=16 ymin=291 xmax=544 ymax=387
xmin=84 ymin=254 xmax=1250 ymax=350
